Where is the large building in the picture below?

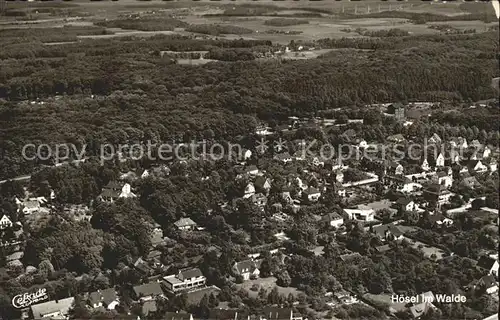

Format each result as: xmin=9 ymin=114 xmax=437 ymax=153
xmin=163 ymin=268 xmax=206 ymax=293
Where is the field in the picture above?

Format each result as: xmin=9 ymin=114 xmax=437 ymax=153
xmin=0 ymin=0 xmax=496 ymax=45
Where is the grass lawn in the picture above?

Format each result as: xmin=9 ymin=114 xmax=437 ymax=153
xmin=235 ymin=277 xmax=301 ymax=298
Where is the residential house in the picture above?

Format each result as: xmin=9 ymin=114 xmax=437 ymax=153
xmin=460 ymin=175 xmax=481 ymax=189
xmin=343 ymin=208 xmax=375 ymax=222
xmin=18 ymin=199 xmax=40 ymax=215
xmin=252 ymin=193 xmax=268 ymax=207
xmin=435 ymin=153 xmax=445 ymax=167
xmin=242 ymin=149 xmax=252 ymax=161
xmin=324 ymin=212 xmax=344 ymax=228
xmin=387 ymin=134 xmax=406 ymax=144
xmin=385 ymin=161 xmax=404 ymax=176
xmin=254 ymin=176 xmax=271 ymax=194
xmin=332 ymin=181 xmax=346 ymax=197
xmin=424 ymin=184 xmax=453 ymax=208
xmin=372 ymin=224 xmax=404 ymax=241
xmin=388 ymin=102 xmax=406 ymax=122
xmin=421 ymin=158 xmax=431 ymax=172
xmin=243 ymin=182 xmax=256 ymax=198
xmin=98 ymin=181 xmax=136 ymax=202
xmin=463 ymin=160 xmax=488 ymax=173
xmin=375 ymin=244 xmax=392 ymax=253
xmin=450 ymin=137 xmax=468 ymax=149
xmin=208 ymin=309 xmax=249 ymax=320
xmin=244 ymin=165 xmax=259 ymax=176
xmin=260 ymin=307 xmax=303 ymax=320
xmin=163 ymin=268 xmax=206 ymax=293
xmin=410 ymin=301 xmax=435 ymax=319
xmin=409 ymin=292 xmax=437 ymax=319
xmin=334 ymin=170 xmax=344 ymax=183
xmin=428 ymin=214 xmax=454 ymax=227
xmin=142 ymin=300 xmax=158 ymax=317
xmin=133 ymin=281 xmax=164 ymax=301
xmin=165 ymin=312 xmax=194 ymax=320
xmin=477 ymin=256 xmax=499 ymax=277
xmin=481 ymin=146 xmax=492 ymax=159
xmin=150 ymin=223 xmax=166 ymax=248
xmin=475 ymin=275 xmax=499 ymax=294
xmin=395 ymin=198 xmax=417 ymax=212
xmin=436 ymin=170 xmax=453 ymax=188
xmin=134 ymin=257 xmax=153 ymax=276
xmin=357 ymin=139 xmax=368 ymax=149
xmin=233 ymin=259 xmax=261 ymax=281
xmin=428 ymin=133 xmax=442 ymax=145
xmin=174 ymin=218 xmax=198 ymax=231
xmin=273 ymin=152 xmax=292 ymax=164
xmin=302 ymin=187 xmax=321 ymax=202
xmin=0 ymin=214 xmax=13 ymax=229
xmin=30 ymin=297 xmax=75 ymax=320
xmin=88 ymin=288 xmax=119 ymax=310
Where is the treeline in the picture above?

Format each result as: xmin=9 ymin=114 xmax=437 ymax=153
xmin=345 ymin=10 xmax=497 ymax=24
xmin=185 ymin=24 xmax=254 ymax=36
xmin=0 ymin=26 xmax=111 ymax=44
xmin=95 ymin=17 xmax=189 ymax=31
xmin=264 ymin=18 xmax=309 ymax=27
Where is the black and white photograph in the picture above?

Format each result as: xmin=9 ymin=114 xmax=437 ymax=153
xmin=0 ymin=0 xmax=499 ymax=319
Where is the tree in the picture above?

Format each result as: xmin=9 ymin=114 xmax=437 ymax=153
xmin=276 ymin=270 xmax=291 ymax=287
xmin=471 ymin=198 xmax=485 ymax=210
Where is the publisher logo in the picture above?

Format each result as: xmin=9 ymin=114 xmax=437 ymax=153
xmin=12 ymin=288 xmax=49 ymax=309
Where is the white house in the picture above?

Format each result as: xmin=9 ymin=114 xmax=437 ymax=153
xmin=232 ymin=259 xmax=261 ymax=281
xmin=422 ymin=159 xmax=431 ymax=172
xmin=0 ymin=214 xmax=13 ymax=229
xmin=325 ymin=213 xmax=344 ymax=228
xmin=436 ymin=153 xmax=445 ymax=167
xmin=358 ymin=140 xmax=368 ymax=149
xmin=174 ymin=218 xmax=197 ymax=231
xmin=482 ymin=146 xmax=491 ymax=159
xmin=163 ymin=268 xmax=206 ymax=293
xmin=470 ymin=160 xmax=488 ymax=173
xmin=242 ymin=149 xmax=252 ymax=161
xmin=343 ymin=208 xmax=375 ymax=222
xmin=437 ymin=171 xmax=453 ymax=188
xmin=243 ymin=182 xmax=256 ymax=198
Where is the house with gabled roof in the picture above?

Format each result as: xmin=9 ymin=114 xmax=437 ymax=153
xmin=428 ymin=133 xmax=442 ymax=145
xmin=273 ymin=152 xmax=292 ymax=163
xmin=133 ymin=281 xmax=164 ymax=301
xmin=477 ymin=256 xmax=499 ymax=277
xmin=302 ymin=187 xmax=321 ymax=202
xmin=165 ymin=311 xmax=194 ymax=320
xmin=0 ymin=214 xmax=13 ymax=230
xmin=254 ymin=176 xmax=271 ymax=194
xmin=387 ymin=133 xmax=406 ymax=144
xmin=88 ymin=288 xmax=119 ymax=310
xmin=395 ymin=198 xmax=416 ymax=212
xmin=30 ymin=297 xmax=75 ymax=320
xmin=474 ymin=275 xmax=498 ymax=294
xmin=98 ymin=181 xmax=136 ymax=203
xmin=371 ymin=224 xmax=404 ymax=241
xmin=174 ymin=217 xmax=197 ymax=231
xmin=233 ymin=259 xmax=262 ymax=281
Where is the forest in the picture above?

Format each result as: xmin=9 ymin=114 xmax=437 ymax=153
xmin=0 ymin=28 xmax=498 ymax=179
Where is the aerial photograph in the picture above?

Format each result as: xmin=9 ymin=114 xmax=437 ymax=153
xmin=0 ymin=0 xmax=498 ymax=319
